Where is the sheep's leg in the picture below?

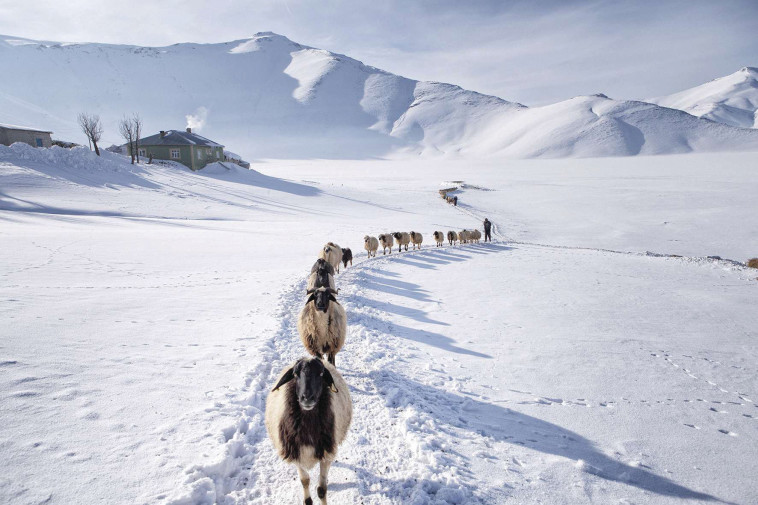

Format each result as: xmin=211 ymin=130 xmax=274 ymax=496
xmin=327 ymin=353 xmax=335 ymax=366
xmin=317 ymin=460 xmax=332 ymax=504
xmin=296 ymin=465 xmax=313 ymax=505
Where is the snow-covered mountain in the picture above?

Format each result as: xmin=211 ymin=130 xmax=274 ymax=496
xmin=2 ymin=32 xmax=758 ymax=159
xmin=650 ymin=67 xmax=758 ymax=129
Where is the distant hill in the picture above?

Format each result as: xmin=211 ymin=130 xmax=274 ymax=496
xmin=1 ymin=33 xmax=757 ymax=160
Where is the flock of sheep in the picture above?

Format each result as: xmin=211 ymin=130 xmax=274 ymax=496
xmin=264 ymin=229 xmax=484 ymax=504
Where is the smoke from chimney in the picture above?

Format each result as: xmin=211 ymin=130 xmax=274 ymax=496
xmin=185 ymin=106 xmax=208 ymax=132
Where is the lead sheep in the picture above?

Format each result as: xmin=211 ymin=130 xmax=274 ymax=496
xmin=307 ymin=258 xmax=335 ymax=291
xmin=469 ymin=229 xmax=481 ymax=243
xmin=393 ymin=232 xmax=411 ymax=252
xmin=447 ymin=230 xmax=458 ymax=245
xmin=378 ymin=234 xmax=394 ymax=255
xmin=319 ymin=242 xmax=343 ymax=273
xmin=266 ymin=357 xmax=352 ymax=505
xmin=364 ymin=235 xmax=379 ymax=258
xmin=298 ymin=287 xmax=347 ymax=366
xmin=410 ymin=231 xmax=423 ymax=250
xmin=432 ymin=231 xmax=444 ymax=247
xmin=459 ymin=229 xmax=470 ymax=244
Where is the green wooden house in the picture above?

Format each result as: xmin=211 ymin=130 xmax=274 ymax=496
xmin=133 ymin=128 xmax=225 ymax=171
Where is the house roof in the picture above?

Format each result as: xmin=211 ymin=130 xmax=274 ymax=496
xmin=0 ymin=122 xmax=53 ymax=134
xmin=138 ymin=130 xmax=224 ymax=148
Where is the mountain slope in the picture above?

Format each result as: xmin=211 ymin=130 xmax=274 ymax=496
xmin=649 ymin=67 xmax=758 ymax=129
xmin=1 ymin=33 xmax=757 ymax=159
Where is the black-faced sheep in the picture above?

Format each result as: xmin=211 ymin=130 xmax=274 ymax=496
xmin=378 ymin=234 xmax=394 ymax=255
xmin=307 ymin=258 xmax=335 ymax=292
xmin=341 ymin=248 xmax=352 ymax=270
xmin=432 ymin=231 xmax=444 ymax=247
xmin=409 ymin=231 xmax=423 ymax=250
xmin=364 ymin=236 xmax=379 ymax=258
xmin=298 ymin=287 xmax=347 ymax=366
xmin=266 ymin=357 xmax=352 ymax=505
xmin=447 ymin=230 xmax=458 ymax=246
xmin=393 ymin=232 xmax=411 ymax=252
xmin=319 ymin=242 xmax=343 ymax=273
xmin=459 ymin=229 xmax=470 ymax=244
xmin=469 ymin=229 xmax=481 ymax=243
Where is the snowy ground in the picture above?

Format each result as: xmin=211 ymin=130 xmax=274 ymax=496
xmin=1 ymin=145 xmax=757 ymax=504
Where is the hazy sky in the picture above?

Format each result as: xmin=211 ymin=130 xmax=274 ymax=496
xmin=1 ymin=0 xmax=756 ymax=105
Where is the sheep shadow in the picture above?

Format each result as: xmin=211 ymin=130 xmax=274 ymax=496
xmin=347 ymin=310 xmax=491 ymax=359
xmin=366 ymin=369 xmax=729 ymax=503
xmin=356 ymin=272 xmax=435 ymax=302
xmin=348 ymin=293 xmax=450 ymax=326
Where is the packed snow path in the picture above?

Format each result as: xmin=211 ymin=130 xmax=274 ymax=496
xmin=170 ymin=216 xmax=755 ymax=505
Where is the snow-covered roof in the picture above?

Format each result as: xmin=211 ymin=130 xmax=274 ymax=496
xmin=0 ymin=122 xmax=53 ymax=134
xmin=139 ymin=130 xmax=223 ymax=148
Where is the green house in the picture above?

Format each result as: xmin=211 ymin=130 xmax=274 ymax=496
xmin=133 ymin=128 xmax=225 ymax=171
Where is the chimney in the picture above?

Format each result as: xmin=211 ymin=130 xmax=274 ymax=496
xmin=160 ymin=130 xmax=166 ymax=138
xmin=186 ymin=127 xmax=191 ymax=133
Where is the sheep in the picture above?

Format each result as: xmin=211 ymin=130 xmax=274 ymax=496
xmin=459 ymin=229 xmax=470 ymax=244
xmin=447 ymin=230 xmax=458 ymax=246
xmin=748 ymin=258 xmax=758 ymax=269
xmin=469 ymin=229 xmax=481 ymax=243
xmin=266 ymin=357 xmax=352 ymax=505
xmin=393 ymin=232 xmax=411 ymax=252
xmin=409 ymin=231 xmax=423 ymax=250
xmin=307 ymin=258 xmax=335 ymax=292
xmin=318 ymin=242 xmax=343 ymax=273
xmin=341 ymin=248 xmax=353 ymax=270
xmin=432 ymin=231 xmax=444 ymax=247
xmin=364 ymin=235 xmax=379 ymax=258
xmin=378 ymin=234 xmax=394 ymax=255
xmin=298 ymin=287 xmax=347 ymax=366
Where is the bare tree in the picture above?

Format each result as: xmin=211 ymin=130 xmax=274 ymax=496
xmin=77 ymin=113 xmax=103 ymax=156
xmin=133 ymin=113 xmax=142 ymax=163
xmin=118 ymin=115 xmax=136 ymax=164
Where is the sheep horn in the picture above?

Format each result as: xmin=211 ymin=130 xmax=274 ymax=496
xmin=306 ymin=288 xmax=315 ymax=294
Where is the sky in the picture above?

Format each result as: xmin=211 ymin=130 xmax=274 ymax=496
xmin=0 ymin=0 xmax=756 ymax=105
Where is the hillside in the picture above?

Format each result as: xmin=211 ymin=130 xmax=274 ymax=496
xmin=1 ymin=33 xmax=758 ymax=159
xmin=650 ymin=67 xmax=758 ymax=129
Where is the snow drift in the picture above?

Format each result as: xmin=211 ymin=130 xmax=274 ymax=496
xmin=1 ymin=33 xmax=758 ymax=159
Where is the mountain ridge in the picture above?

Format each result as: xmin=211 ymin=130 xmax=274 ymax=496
xmin=1 ymin=31 xmax=757 ymax=160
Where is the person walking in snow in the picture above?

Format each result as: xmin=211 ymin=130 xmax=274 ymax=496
xmin=453 ymin=196 xmax=458 ymax=206
xmin=483 ymin=218 xmax=492 ymax=242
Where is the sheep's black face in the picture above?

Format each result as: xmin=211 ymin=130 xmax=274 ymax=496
xmin=294 ymin=358 xmax=327 ymax=411
xmin=312 ymin=289 xmax=333 ymax=312
xmin=393 ymin=232 xmax=401 ymax=240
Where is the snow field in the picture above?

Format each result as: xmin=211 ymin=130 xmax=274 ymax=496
xmin=2 ymin=146 xmax=757 ymax=504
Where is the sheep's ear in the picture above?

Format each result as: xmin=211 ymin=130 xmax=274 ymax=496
xmin=324 ymin=368 xmax=338 ymax=393
xmin=306 ymin=294 xmax=316 ymax=304
xmin=328 ymin=294 xmax=337 ymax=303
xmin=271 ymin=367 xmax=295 ymax=392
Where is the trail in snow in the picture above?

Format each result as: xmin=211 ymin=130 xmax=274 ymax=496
xmin=167 ymin=190 xmax=748 ymax=504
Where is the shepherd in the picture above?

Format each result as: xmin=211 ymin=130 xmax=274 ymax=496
xmin=483 ymin=218 xmax=492 ymax=242
xmin=453 ymin=196 xmax=458 ymax=206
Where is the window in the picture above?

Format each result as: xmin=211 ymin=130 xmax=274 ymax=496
xmin=170 ymin=149 xmax=180 ymax=159
xmin=216 ymin=150 xmax=220 ymax=159
xmin=35 ymin=138 xmax=43 ymax=147
xmin=138 ymin=148 xmax=146 ymax=157
xmin=197 ymin=149 xmax=203 ymax=160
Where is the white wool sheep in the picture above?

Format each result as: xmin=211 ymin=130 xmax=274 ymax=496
xmin=409 ymin=231 xmax=423 ymax=250
xmin=266 ymin=358 xmax=352 ymax=505
xmin=393 ymin=232 xmax=411 ymax=252
xmin=469 ymin=229 xmax=482 ymax=243
xmin=307 ymin=258 xmax=335 ymax=291
xmin=432 ymin=231 xmax=444 ymax=247
xmin=318 ymin=242 xmax=343 ymax=273
xmin=364 ymin=235 xmax=379 ymax=258
xmin=459 ymin=229 xmax=470 ymax=244
xmin=447 ymin=230 xmax=458 ymax=246
xmin=378 ymin=234 xmax=394 ymax=255
xmin=298 ymin=287 xmax=347 ymax=366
